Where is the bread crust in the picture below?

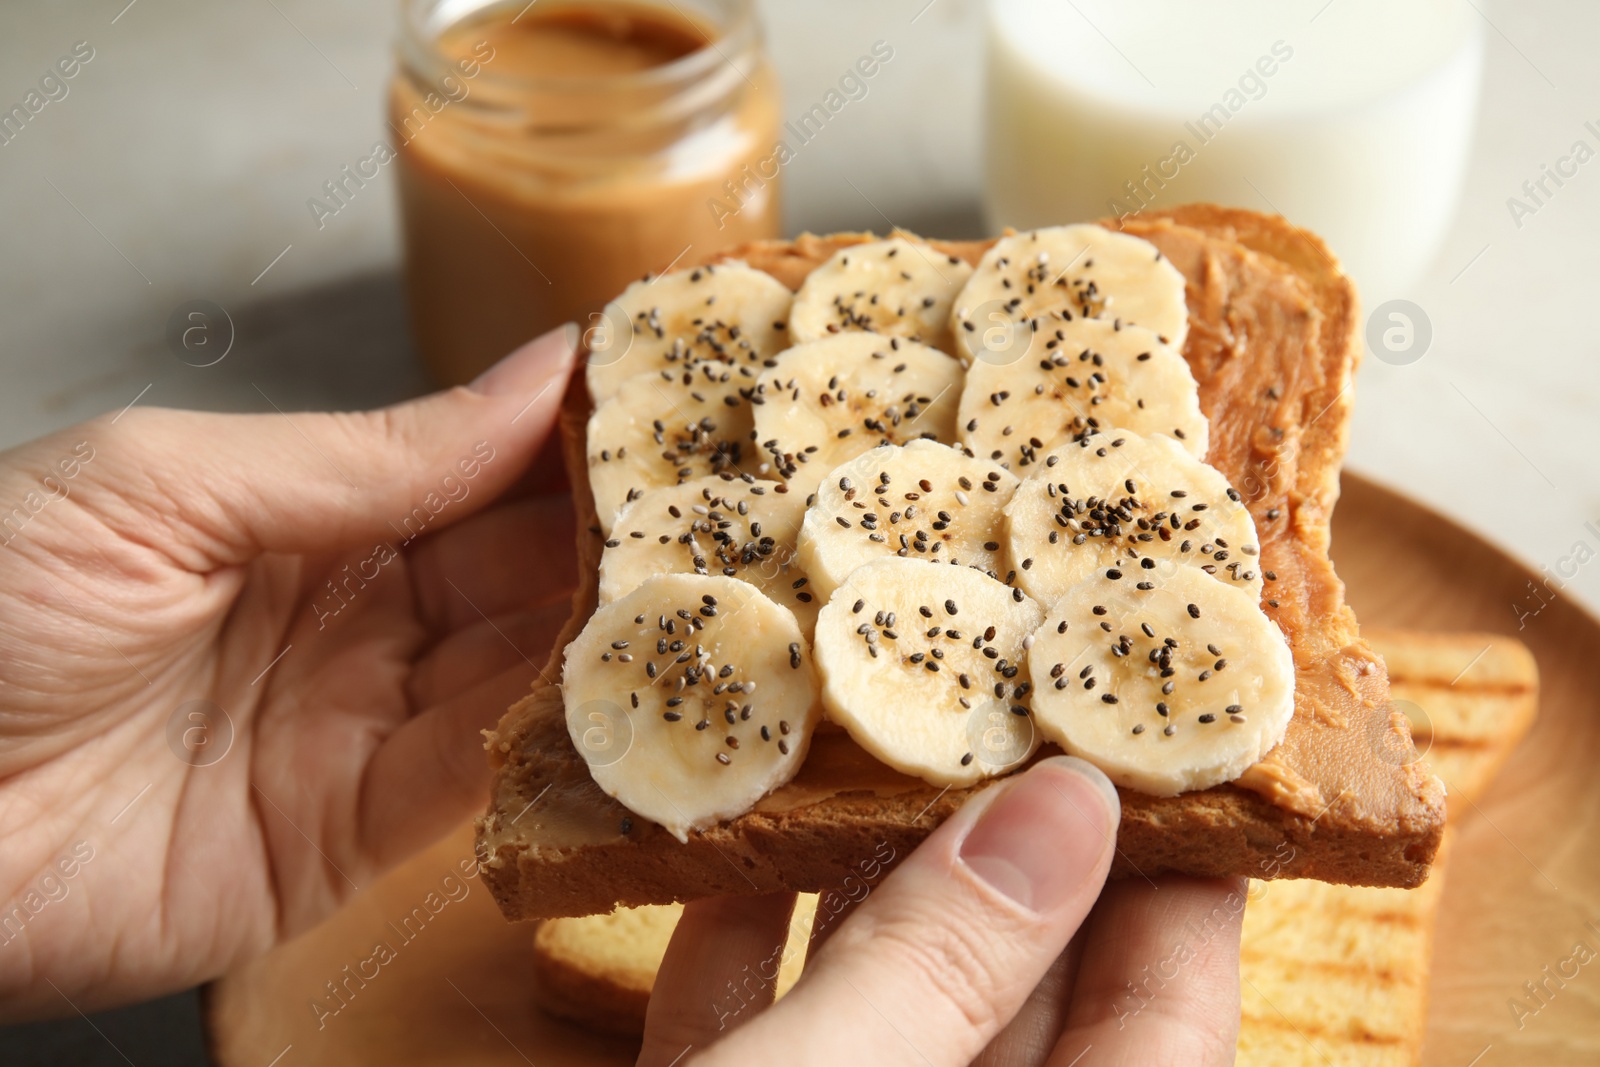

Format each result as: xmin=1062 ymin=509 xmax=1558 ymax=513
xmin=530 ymin=917 xmax=658 ymax=1035
xmin=477 ymin=208 xmax=1447 ymax=919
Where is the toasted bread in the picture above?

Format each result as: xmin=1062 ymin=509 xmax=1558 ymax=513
xmin=1236 ymin=628 xmax=1540 ymax=1067
xmin=1365 ymin=628 xmax=1539 ymax=813
xmin=529 ymin=904 xmax=681 ymax=1036
xmin=1238 ymin=850 xmax=1453 ymax=1067
xmin=478 ymin=207 xmax=1448 ymax=920
xmin=531 ymin=897 xmax=815 ymax=1035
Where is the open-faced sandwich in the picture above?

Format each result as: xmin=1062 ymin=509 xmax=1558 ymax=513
xmin=475 ymin=205 xmax=1447 ymax=920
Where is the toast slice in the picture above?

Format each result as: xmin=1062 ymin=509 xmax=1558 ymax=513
xmin=477 ymin=207 xmax=1448 ymax=919
xmin=1364 ymin=627 xmax=1539 ymax=814
xmin=1238 ymin=843 xmax=1454 ymax=1067
xmin=1235 ymin=628 xmax=1540 ymax=1067
xmin=531 ymin=897 xmax=816 ymax=1035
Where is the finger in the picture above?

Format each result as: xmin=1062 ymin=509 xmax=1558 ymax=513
xmin=78 ymin=324 xmax=576 ymax=569
xmin=357 ymin=659 xmax=544 ymax=869
xmin=973 ymin=940 xmax=1082 ymax=1067
xmin=638 ymin=893 xmax=798 ymax=1067
xmin=405 ymin=601 xmax=571 ymax=710
xmin=1052 ymin=876 xmax=1246 ymax=1067
xmin=407 ymin=494 xmax=577 ymax=635
xmin=695 ymin=756 xmax=1121 ymax=1067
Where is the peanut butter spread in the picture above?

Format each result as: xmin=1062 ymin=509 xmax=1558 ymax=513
xmin=1120 ymin=213 xmax=1441 ymax=831
xmin=479 ymin=207 xmax=1446 ymax=917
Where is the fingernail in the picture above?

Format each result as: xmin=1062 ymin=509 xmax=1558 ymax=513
xmin=958 ymin=756 xmax=1121 ymax=912
xmin=470 ymin=322 xmax=579 ymax=396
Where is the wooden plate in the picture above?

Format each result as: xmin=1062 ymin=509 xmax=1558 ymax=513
xmin=206 ymin=474 xmax=1600 ymax=1066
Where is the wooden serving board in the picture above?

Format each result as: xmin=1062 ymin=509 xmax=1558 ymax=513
xmin=206 ymin=474 xmax=1600 ymax=1067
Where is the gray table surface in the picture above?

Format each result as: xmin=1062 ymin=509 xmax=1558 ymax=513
xmin=2 ymin=0 xmax=1596 ymax=1063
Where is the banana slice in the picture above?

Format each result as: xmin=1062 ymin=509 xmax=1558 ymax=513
xmin=601 ymin=475 xmax=818 ymax=636
xmin=813 ymin=557 xmax=1044 ymax=787
xmin=950 ymin=225 xmax=1189 ymax=364
xmin=1005 ymin=430 xmax=1261 ymax=610
xmin=788 ymin=236 xmax=974 ymax=355
xmin=585 ymin=262 xmax=793 ymax=404
xmin=798 ymin=440 xmax=1019 ymax=602
xmin=957 ymin=317 xmax=1208 ymax=471
xmin=753 ymin=333 xmax=964 ymax=495
xmin=1028 ymin=565 xmax=1294 ymax=796
xmin=587 ymin=362 xmax=761 ymax=535
xmin=563 ymin=573 xmax=821 ymax=842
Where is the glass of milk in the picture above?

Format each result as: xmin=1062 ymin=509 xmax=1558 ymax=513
xmin=983 ymin=0 xmax=1483 ymax=302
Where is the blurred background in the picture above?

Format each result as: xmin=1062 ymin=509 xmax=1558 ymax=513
xmin=1 ymin=0 xmax=1596 ymax=1061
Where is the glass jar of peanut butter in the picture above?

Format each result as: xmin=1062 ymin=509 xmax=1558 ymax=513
xmin=393 ymin=0 xmax=783 ymax=384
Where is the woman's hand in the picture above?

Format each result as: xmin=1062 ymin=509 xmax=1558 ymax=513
xmin=0 ymin=326 xmax=576 ymax=1018
xmin=636 ymin=757 xmax=1244 ymax=1067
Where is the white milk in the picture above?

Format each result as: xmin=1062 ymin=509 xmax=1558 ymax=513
xmin=983 ymin=0 xmax=1483 ymax=301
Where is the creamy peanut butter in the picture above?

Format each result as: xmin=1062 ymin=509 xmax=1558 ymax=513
xmin=393 ymin=0 xmax=783 ymax=384
xmin=753 ymin=728 xmax=932 ymax=814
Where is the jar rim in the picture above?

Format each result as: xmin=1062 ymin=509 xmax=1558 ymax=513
xmin=399 ymin=0 xmax=761 ymax=93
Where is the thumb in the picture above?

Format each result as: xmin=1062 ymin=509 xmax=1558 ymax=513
xmin=83 ymin=324 xmax=578 ymax=566
xmin=697 ymin=757 xmax=1120 ymax=1067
